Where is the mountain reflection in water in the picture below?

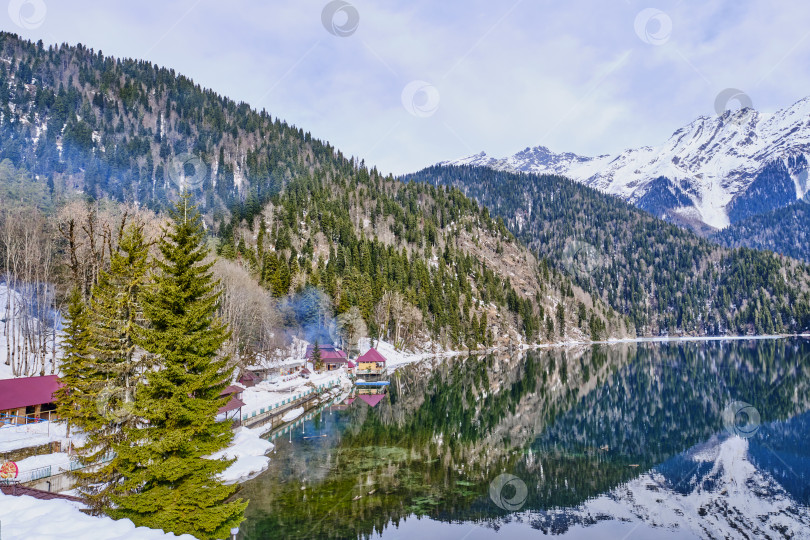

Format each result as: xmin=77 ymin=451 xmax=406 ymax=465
xmin=239 ymin=338 xmax=810 ymax=539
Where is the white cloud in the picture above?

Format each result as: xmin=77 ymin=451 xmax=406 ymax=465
xmin=7 ymin=0 xmax=810 ymax=174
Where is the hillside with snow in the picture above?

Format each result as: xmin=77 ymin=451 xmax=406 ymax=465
xmin=440 ymin=97 xmax=810 ymax=232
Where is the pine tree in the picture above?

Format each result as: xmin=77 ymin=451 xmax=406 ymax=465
xmin=312 ymin=340 xmax=323 ymax=372
xmin=111 ymin=194 xmax=246 ymax=539
xmin=80 ymin=222 xmax=151 ymax=512
xmin=54 ymin=287 xmax=94 ymax=439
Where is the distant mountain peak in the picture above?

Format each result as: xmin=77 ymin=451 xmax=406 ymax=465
xmin=439 ymin=97 xmax=810 ymax=232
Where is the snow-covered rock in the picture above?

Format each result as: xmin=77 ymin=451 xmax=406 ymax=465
xmin=208 ymin=427 xmax=274 ymax=484
xmin=440 ymin=97 xmax=810 ymax=230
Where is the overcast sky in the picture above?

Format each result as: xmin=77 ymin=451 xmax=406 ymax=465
xmin=5 ymin=0 xmax=810 ymax=174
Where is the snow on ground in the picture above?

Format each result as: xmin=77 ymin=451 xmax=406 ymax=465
xmin=239 ymin=368 xmax=349 ymax=419
xmin=207 ymin=427 xmax=275 ymax=485
xmin=14 ymin=451 xmax=71 ymax=474
xmin=0 ymin=420 xmax=74 ymax=453
xmin=0 ymin=492 xmax=196 ymax=540
xmin=281 ymin=407 xmax=304 ymax=422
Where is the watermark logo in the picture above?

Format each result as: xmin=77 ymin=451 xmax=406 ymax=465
xmin=169 ymin=153 xmax=208 ymax=191
xmin=8 ymin=0 xmax=47 ymax=29
xmin=561 ymin=238 xmax=605 ymax=277
xmin=96 ymin=383 xmax=132 ymax=423
xmin=714 ymin=88 xmax=754 ymax=125
xmin=321 ymin=0 xmax=359 ymax=37
xmin=722 ymin=400 xmax=760 ymax=439
xmin=634 ymin=8 xmax=672 ymax=46
xmin=401 ymin=80 xmax=440 ymax=118
xmin=489 ymin=473 xmax=528 ymax=511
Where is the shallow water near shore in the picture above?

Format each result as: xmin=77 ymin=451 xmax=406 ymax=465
xmin=239 ymin=338 xmax=810 ymax=539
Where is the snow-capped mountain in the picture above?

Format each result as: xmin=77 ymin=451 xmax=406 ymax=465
xmin=440 ymin=97 xmax=810 ymax=231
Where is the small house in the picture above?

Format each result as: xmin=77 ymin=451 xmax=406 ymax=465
xmin=238 ymin=370 xmax=261 ymax=388
xmin=0 ymin=375 xmax=62 ymax=425
xmin=356 ymin=348 xmax=387 ymax=375
xmin=307 ymin=344 xmax=349 ymax=371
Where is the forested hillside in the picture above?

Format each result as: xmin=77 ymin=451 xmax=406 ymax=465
xmin=0 ymin=31 xmax=344 ymax=220
xmin=713 ymin=199 xmax=810 ymax=263
xmin=216 ymin=166 xmax=630 ymax=353
xmin=405 ymin=165 xmax=810 ymax=336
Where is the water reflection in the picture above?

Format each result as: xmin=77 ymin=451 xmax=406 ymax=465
xmin=239 ymin=339 xmax=810 ymax=539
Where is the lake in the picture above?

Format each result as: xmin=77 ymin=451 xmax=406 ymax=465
xmin=238 ymin=338 xmax=810 ymax=539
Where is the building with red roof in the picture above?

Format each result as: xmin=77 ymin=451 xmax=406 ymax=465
xmin=218 ymin=385 xmax=245 ymax=424
xmin=0 ymin=375 xmax=61 ymax=425
xmin=356 ymin=348 xmax=387 ymax=375
xmin=306 ymin=344 xmax=349 ymax=371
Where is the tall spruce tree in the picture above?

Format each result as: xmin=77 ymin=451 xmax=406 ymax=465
xmin=111 ymin=194 xmax=246 ymax=539
xmin=80 ymin=221 xmax=151 ymax=512
xmin=54 ymin=287 xmax=94 ymax=439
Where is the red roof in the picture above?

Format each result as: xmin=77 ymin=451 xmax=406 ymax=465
xmin=347 ymin=360 xmax=356 ymax=368
xmin=358 ymin=348 xmax=386 ymax=364
xmin=306 ymin=345 xmax=347 ymax=361
xmin=220 ymin=385 xmax=243 ymax=396
xmin=0 ymin=375 xmax=61 ymax=411
xmin=357 ymin=394 xmax=385 ymax=407
xmin=218 ymin=395 xmax=246 ymax=414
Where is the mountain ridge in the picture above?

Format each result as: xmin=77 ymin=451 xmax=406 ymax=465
xmin=440 ymin=97 xmax=810 ymax=232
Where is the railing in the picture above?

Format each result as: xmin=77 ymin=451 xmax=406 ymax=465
xmin=0 ymin=413 xmax=49 ymax=427
xmin=1 ymin=451 xmax=117 ymax=486
xmin=241 ymin=381 xmax=340 ymax=422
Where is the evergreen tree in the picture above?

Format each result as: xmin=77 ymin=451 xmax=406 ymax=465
xmin=312 ymin=340 xmax=323 ymax=372
xmin=54 ymin=287 xmax=94 ymax=438
xmin=111 ymin=194 xmax=246 ymax=539
xmin=80 ymin=222 xmax=150 ymax=512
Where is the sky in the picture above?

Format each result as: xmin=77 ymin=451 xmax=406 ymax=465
xmin=4 ymin=0 xmax=810 ymax=175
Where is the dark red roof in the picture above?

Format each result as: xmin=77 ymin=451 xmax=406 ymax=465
xmin=0 ymin=375 xmax=61 ymax=411
xmin=358 ymin=348 xmax=386 ymax=364
xmin=220 ymin=385 xmax=243 ymax=396
xmin=218 ymin=395 xmax=246 ymax=414
xmin=306 ymin=345 xmax=347 ymax=361
xmin=1 ymin=484 xmax=86 ymax=503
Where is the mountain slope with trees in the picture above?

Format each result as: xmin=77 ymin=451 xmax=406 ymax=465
xmin=713 ymin=198 xmax=810 ymax=263
xmin=0 ymin=31 xmax=631 ymax=366
xmin=404 ymin=165 xmax=810 ymax=336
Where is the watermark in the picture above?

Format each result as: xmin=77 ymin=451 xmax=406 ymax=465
xmin=321 ymin=0 xmax=359 ymax=37
xmin=489 ymin=473 xmax=528 ymax=511
xmin=168 ymin=152 xmax=208 ymax=191
xmin=401 ymin=80 xmax=440 ymax=118
xmin=96 ymin=383 xmax=132 ymax=423
xmin=634 ymin=8 xmax=672 ymax=46
xmin=722 ymin=400 xmax=760 ymax=439
xmin=561 ymin=238 xmax=605 ymax=277
xmin=714 ymin=88 xmax=754 ymax=125
xmin=8 ymin=0 xmax=46 ymax=29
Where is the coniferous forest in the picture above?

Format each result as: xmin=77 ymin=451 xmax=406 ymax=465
xmin=405 ymin=165 xmax=810 ymax=336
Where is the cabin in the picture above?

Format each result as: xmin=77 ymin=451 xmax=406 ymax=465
xmin=356 ymin=348 xmax=387 ymax=375
xmin=217 ymin=385 xmax=246 ymax=425
xmin=238 ymin=370 xmax=261 ymax=388
xmin=0 ymin=375 xmax=62 ymax=425
xmin=306 ymin=344 xmax=349 ymax=371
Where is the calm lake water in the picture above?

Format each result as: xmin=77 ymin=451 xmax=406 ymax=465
xmin=238 ymin=339 xmax=810 ymax=539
